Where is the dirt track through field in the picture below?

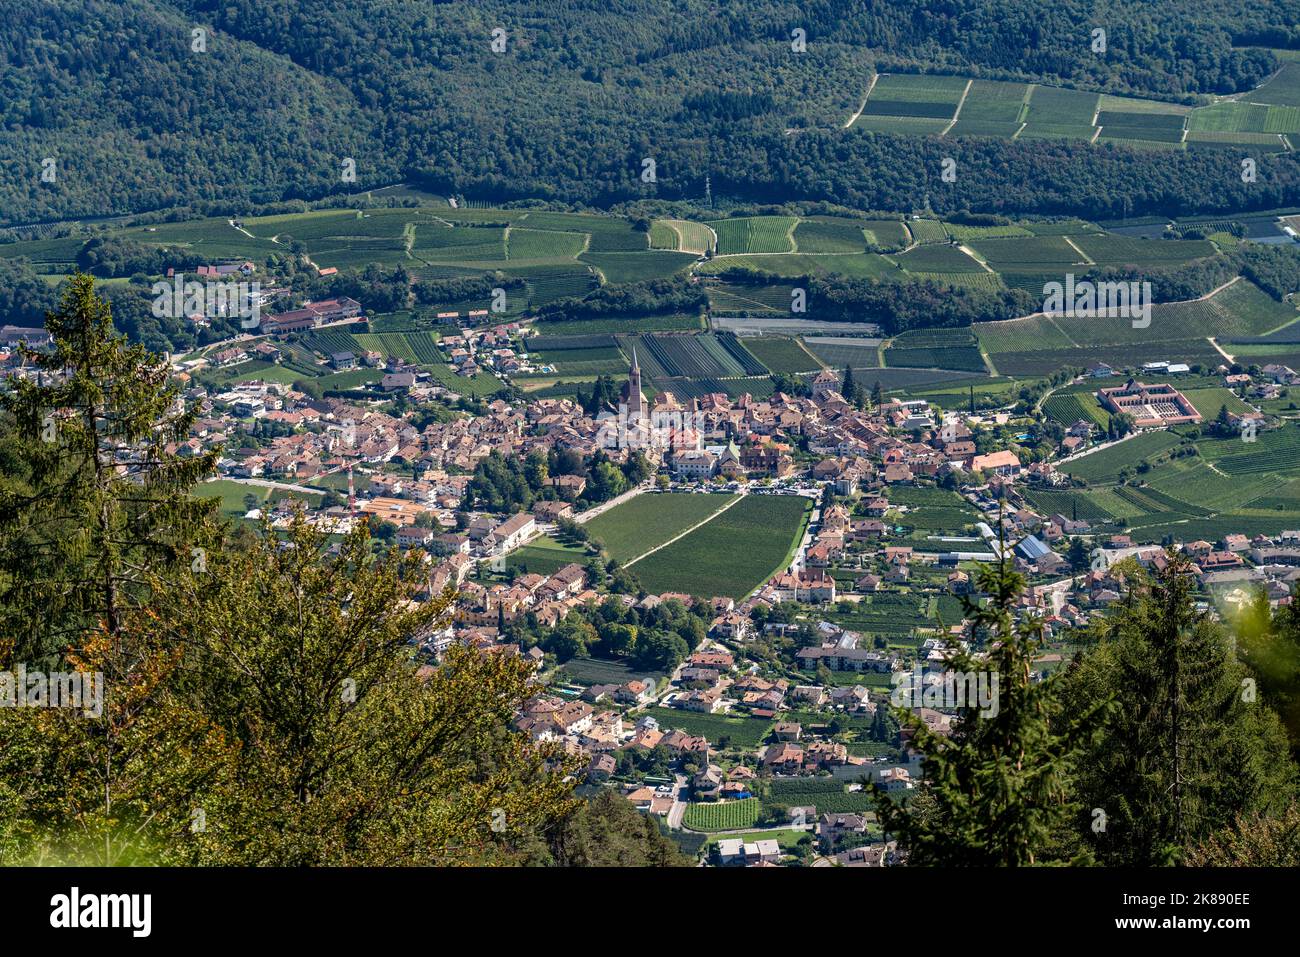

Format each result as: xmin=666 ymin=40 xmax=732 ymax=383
xmin=625 ymin=493 xmax=744 ymax=567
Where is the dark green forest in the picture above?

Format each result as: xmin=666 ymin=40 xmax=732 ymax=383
xmin=6 ymin=0 xmax=1300 ymax=226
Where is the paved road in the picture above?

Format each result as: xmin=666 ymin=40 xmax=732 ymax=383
xmin=666 ymin=774 xmax=688 ymax=830
xmin=204 ymin=476 xmax=321 ymax=495
xmin=574 ymin=483 xmax=649 ymax=524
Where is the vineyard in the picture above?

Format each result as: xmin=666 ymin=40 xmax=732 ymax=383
xmin=1210 ymin=427 xmax=1300 ymax=475
xmin=706 ymin=281 xmax=797 ymax=315
xmin=1059 ymin=431 xmax=1183 ymax=482
xmin=632 ymin=495 xmax=812 ymax=600
xmin=905 ymin=219 xmax=949 ymax=244
xmin=707 ymin=216 xmax=798 ymax=255
xmin=581 ymin=251 xmax=697 ymax=283
xmin=884 ymin=328 xmax=986 ymax=372
xmin=1041 ymin=392 xmax=1108 ymax=427
xmin=763 ymin=780 xmax=874 ymax=816
xmin=507 ymin=226 xmax=586 ymax=261
xmin=682 ymin=799 xmax=761 ymax=832
xmin=793 ymin=217 xmax=870 ymax=254
xmin=738 ymin=336 xmax=822 ymax=373
xmin=893 ymin=244 xmax=986 ymax=273
xmin=804 ymin=337 xmax=882 ymax=369
xmin=642 ymin=708 xmax=775 ymax=749
xmin=860 ymin=219 xmax=911 ymax=250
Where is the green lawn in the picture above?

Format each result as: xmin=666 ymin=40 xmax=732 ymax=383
xmin=196 ymin=479 xmax=323 ymax=520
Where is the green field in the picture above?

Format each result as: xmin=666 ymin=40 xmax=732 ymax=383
xmin=580 ymin=250 xmax=697 ymax=283
xmin=583 ymin=492 xmax=737 ymax=564
xmin=655 ymin=219 xmax=716 ymax=254
xmin=893 ymin=244 xmax=986 ymax=273
xmin=195 ymin=479 xmax=323 ymax=520
xmin=644 ymin=707 xmax=775 ymax=749
xmin=682 ymin=798 xmax=762 ymax=832
xmin=793 ymin=217 xmax=871 ymax=253
xmin=697 ymin=251 xmax=899 ymax=279
xmin=1033 ymin=418 xmax=1300 ymax=543
xmin=506 ymin=535 xmax=591 ymax=576
xmin=558 ymin=656 xmax=664 ymax=688
xmin=631 ymin=495 xmax=812 ymax=599
xmin=843 ymin=68 xmax=1300 ymax=150
xmin=707 ymin=217 xmax=798 ymax=255
xmin=739 ymin=336 xmax=823 ymax=373
xmin=974 ymin=279 xmax=1293 ymax=376
xmin=1059 ymin=431 xmax=1184 ymax=482
xmin=804 ymin=337 xmax=882 ymax=369
xmin=764 ymin=779 xmax=875 ymax=815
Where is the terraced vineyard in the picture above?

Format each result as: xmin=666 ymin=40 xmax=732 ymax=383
xmin=842 ymin=68 xmax=1298 ymax=151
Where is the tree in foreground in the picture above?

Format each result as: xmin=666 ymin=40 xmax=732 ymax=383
xmin=0 ymin=515 xmax=585 ymax=865
xmin=0 ymin=273 xmax=218 ymax=663
xmin=156 ymin=515 xmax=584 ymax=865
xmin=872 ymin=556 xmax=1105 ymax=865
xmin=1061 ymin=553 xmax=1297 ymax=865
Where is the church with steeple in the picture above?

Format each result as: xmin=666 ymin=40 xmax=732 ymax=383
xmin=620 ymin=346 xmax=647 ymax=424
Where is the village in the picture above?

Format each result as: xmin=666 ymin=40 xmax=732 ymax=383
xmin=9 ymin=270 xmax=1299 ymax=867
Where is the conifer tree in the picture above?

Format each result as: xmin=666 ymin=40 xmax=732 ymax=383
xmin=1061 ymin=552 xmax=1297 ymax=865
xmin=872 ymin=554 xmax=1106 ymax=865
xmin=0 ymin=274 xmax=219 ymax=661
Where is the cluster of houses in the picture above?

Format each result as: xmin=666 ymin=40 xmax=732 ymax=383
xmin=44 ymin=291 xmax=1291 ymax=866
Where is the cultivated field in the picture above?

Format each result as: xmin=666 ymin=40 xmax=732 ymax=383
xmin=583 ymin=492 xmax=738 ymax=564
xmin=706 ymin=217 xmax=798 ymax=255
xmin=682 ymin=799 xmax=762 ymax=832
xmin=842 ymin=68 xmax=1300 ymax=150
xmin=632 ymin=495 xmax=812 ymax=599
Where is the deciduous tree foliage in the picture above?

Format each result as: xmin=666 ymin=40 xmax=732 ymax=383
xmin=0 ymin=278 xmax=620 ymax=867
xmin=6 ymin=0 xmax=1300 ymax=225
